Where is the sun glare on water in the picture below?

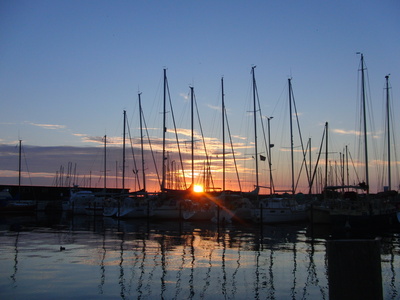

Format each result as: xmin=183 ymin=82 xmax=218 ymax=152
xmin=193 ymin=185 xmax=204 ymax=193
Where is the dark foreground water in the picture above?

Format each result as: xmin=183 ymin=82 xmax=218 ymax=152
xmin=0 ymin=213 xmax=399 ymax=300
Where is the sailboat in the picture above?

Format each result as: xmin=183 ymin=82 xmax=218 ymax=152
xmin=253 ymin=76 xmax=308 ymax=223
xmin=308 ymin=122 xmax=337 ymax=224
xmin=216 ymin=75 xmax=254 ymax=223
xmin=184 ymin=76 xmax=254 ymax=223
xmin=0 ymin=189 xmax=36 ymax=213
xmin=181 ymin=86 xmax=216 ymax=221
xmin=0 ymin=140 xmax=36 ymax=213
xmin=329 ymin=54 xmax=398 ymax=230
xmin=152 ymin=69 xmax=187 ymax=220
xmin=85 ymin=135 xmax=109 ymax=216
xmin=117 ymin=97 xmax=155 ymax=219
xmin=103 ymin=108 xmax=154 ymax=219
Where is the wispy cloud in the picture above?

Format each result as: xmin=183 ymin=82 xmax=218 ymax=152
xmin=179 ymin=92 xmax=189 ymax=101
xmin=333 ymin=128 xmax=361 ymax=135
xmin=207 ymin=104 xmax=221 ymax=112
xmin=27 ymin=122 xmax=66 ymax=130
xmin=80 ymin=135 xmax=104 ymax=144
xmin=333 ymin=128 xmax=381 ymax=138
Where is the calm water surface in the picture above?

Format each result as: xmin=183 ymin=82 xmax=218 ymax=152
xmin=0 ymin=213 xmax=399 ymax=299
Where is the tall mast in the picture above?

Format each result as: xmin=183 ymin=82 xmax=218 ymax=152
xmin=385 ymin=74 xmax=391 ymax=191
xmin=18 ymin=139 xmax=22 ymax=188
xmin=221 ymin=77 xmax=226 ymax=191
xmin=161 ymin=68 xmax=167 ymax=192
xmin=267 ymin=117 xmax=273 ymax=194
xmin=359 ymin=53 xmax=369 ymax=193
xmin=308 ymin=138 xmax=312 ymax=192
xmin=139 ymin=92 xmax=146 ymax=192
xmin=18 ymin=140 xmax=22 ymax=197
xmin=122 ymin=110 xmax=126 ymax=192
xmin=190 ymin=86 xmax=194 ymax=187
xmin=346 ymin=145 xmax=349 ymax=188
xmin=288 ymin=78 xmax=295 ymax=194
xmin=252 ymin=66 xmax=259 ymax=190
xmin=325 ymin=122 xmax=328 ymax=190
xmin=104 ymin=135 xmax=107 ymax=195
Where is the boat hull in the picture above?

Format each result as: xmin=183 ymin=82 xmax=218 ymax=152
xmin=253 ymin=197 xmax=308 ymax=224
xmin=119 ymin=206 xmax=153 ymax=219
xmin=103 ymin=206 xmax=118 ymax=217
xmin=183 ymin=209 xmax=214 ymax=221
xmin=309 ymin=205 xmax=331 ymax=224
xmin=153 ymin=206 xmax=182 ymax=220
xmin=330 ymin=210 xmax=398 ymax=230
xmin=254 ymin=208 xmax=308 ymax=224
xmin=0 ymin=200 xmax=36 ymax=213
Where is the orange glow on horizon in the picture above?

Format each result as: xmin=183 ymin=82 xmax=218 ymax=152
xmin=193 ymin=184 xmax=204 ymax=193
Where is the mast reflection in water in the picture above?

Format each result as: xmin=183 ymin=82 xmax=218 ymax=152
xmin=0 ymin=214 xmax=399 ymax=299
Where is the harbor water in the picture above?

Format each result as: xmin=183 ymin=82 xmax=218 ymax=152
xmin=0 ymin=213 xmax=399 ymax=299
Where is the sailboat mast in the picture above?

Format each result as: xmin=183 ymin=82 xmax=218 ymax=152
xmin=122 ymin=110 xmax=126 ymax=192
xmin=190 ymin=86 xmax=194 ymax=187
xmin=139 ymin=93 xmax=146 ymax=192
xmin=385 ymin=74 xmax=391 ymax=191
xmin=18 ymin=139 xmax=22 ymax=188
xmin=221 ymin=77 xmax=226 ymax=192
xmin=360 ymin=53 xmax=369 ymax=193
xmin=308 ymin=138 xmax=312 ymax=192
xmin=252 ymin=66 xmax=259 ymax=190
xmin=288 ymin=78 xmax=295 ymax=194
xmin=346 ymin=145 xmax=349 ymax=188
xmin=161 ymin=68 xmax=167 ymax=192
xmin=325 ymin=122 xmax=328 ymax=189
xmin=268 ymin=117 xmax=273 ymax=194
xmin=104 ymin=135 xmax=107 ymax=194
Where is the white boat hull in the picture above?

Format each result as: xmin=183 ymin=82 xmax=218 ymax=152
xmin=253 ymin=197 xmax=308 ymax=224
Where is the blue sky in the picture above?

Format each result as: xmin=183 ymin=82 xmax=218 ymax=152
xmin=1 ymin=0 xmax=399 ymax=193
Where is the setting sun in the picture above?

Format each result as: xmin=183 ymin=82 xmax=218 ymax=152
xmin=193 ymin=184 xmax=204 ymax=193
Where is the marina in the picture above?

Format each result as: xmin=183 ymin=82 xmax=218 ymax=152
xmin=0 ymin=212 xmax=399 ymax=299
xmin=1 ymin=3 xmax=400 ymax=299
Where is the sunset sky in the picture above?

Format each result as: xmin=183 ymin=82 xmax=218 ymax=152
xmin=1 ymin=0 xmax=399 ymax=194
